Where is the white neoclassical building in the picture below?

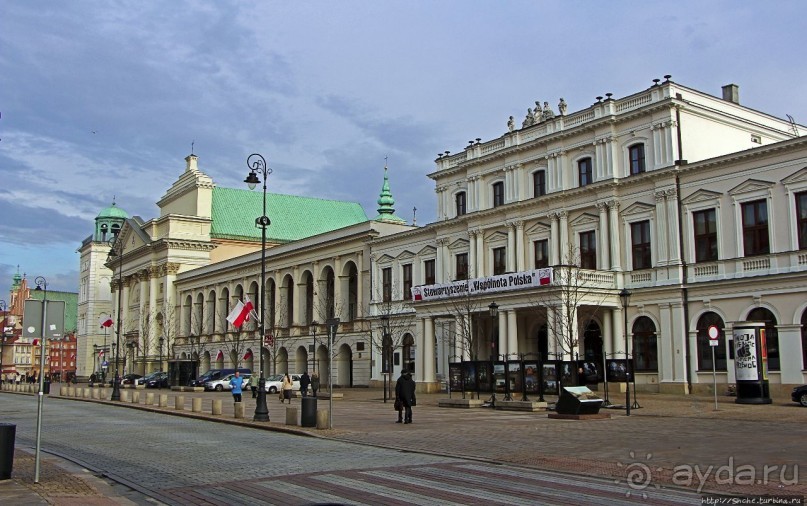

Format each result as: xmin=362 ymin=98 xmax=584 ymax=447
xmin=368 ymin=78 xmax=807 ymax=396
xmin=79 ymin=77 xmax=807 ymax=398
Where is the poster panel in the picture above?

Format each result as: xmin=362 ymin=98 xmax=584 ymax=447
xmin=605 ymin=359 xmax=633 ymax=382
xmin=508 ymin=361 xmax=522 ymax=393
xmin=733 ymin=328 xmax=759 ymax=381
xmin=477 ymin=361 xmax=492 ymax=392
xmin=461 ymin=361 xmax=477 ymax=391
xmin=449 ymin=363 xmax=463 ymax=391
xmin=524 ymin=362 xmax=539 ymax=394
xmin=542 ymin=361 xmax=558 ymax=395
xmin=493 ymin=362 xmax=506 ymax=393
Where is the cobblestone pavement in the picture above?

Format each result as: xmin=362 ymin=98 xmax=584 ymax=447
xmin=1 ymin=387 xmax=805 ymax=504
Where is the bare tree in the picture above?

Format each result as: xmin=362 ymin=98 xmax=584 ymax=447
xmin=530 ymin=245 xmax=609 ymax=384
xmin=157 ymin=300 xmax=178 ymax=372
xmin=139 ymin=311 xmax=154 ymax=373
xmin=443 ymin=290 xmax=488 ymax=362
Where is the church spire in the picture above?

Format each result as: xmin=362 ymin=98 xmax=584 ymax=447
xmin=374 ymin=161 xmax=406 ymax=224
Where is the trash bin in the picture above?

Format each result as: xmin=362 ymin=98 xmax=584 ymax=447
xmin=0 ymin=423 xmax=16 ymax=480
xmin=43 ymin=381 xmax=50 ymax=394
xmin=301 ymin=397 xmax=317 ymax=427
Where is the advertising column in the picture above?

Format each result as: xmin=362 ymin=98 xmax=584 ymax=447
xmin=732 ymin=322 xmax=771 ymax=405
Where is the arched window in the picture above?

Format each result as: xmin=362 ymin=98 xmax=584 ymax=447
xmin=347 ymin=263 xmax=358 ymax=321
xmin=747 ymin=308 xmax=779 ymax=371
xmin=801 ymin=309 xmax=807 ymax=370
xmin=303 ymin=272 xmax=314 ymax=325
xmin=697 ymin=312 xmax=726 ymax=371
xmin=632 ymin=317 xmax=658 ymax=371
xmin=325 ymin=268 xmax=335 ymax=320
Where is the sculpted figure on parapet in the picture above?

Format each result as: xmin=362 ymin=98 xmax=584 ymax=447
xmin=542 ymin=101 xmax=555 ymax=121
xmin=507 ymin=116 xmax=515 ymax=132
xmin=534 ymin=101 xmax=543 ymax=123
xmin=558 ymin=98 xmax=567 ymax=116
xmin=522 ymin=108 xmax=535 ymax=128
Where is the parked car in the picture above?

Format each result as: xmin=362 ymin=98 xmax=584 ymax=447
xmin=144 ymin=371 xmax=169 ymax=389
xmin=205 ymin=373 xmax=250 ymax=392
xmin=120 ymin=374 xmax=142 ymax=385
xmin=136 ymin=371 xmax=162 ymax=386
xmin=189 ymin=368 xmax=251 ymax=387
xmin=792 ymin=385 xmax=807 ymax=407
xmin=262 ymin=374 xmax=301 ymax=393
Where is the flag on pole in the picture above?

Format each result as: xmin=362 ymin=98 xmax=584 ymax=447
xmin=215 ymin=350 xmax=223 ymax=361
xmin=32 ymin=339 xmax=39 ymax=346
xmin=226 ymin=300 xmax=254 ymax=328
xmin=243 ymin=350 xmax=253 ymax=360
xmin=99 ymin=350 xmax=105 ymax=357
xmin=99 ymin=314 xmax=114 ymax=328
xmin=71 ymin=353 xmax=76 ymax=359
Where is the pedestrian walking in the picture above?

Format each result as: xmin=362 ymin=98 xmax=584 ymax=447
xmin=395 ymin=370 xmax=416 ymax=424
xmin=281 ymin=373 xmax=293 ymax=403
xmin=230 ymin=371 xmax=243 ymax=403
xmin=300 ymin=371 xmax=311 ymax=397
xmin=394 ymin=375 xmax=404 ymax=423
xmin=311 ymin=372 xmax=320 ymax=397
xmin=250 ymin=373 xmax=259 ymax=398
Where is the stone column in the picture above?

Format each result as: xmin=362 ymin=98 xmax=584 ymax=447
xmin=498 ymin=311 xmax=507 ymax=358
xmin=423 ymin=317 xmax=435 ymax=384
xmin=597 ymin=202 xmax=610 ymax=270
xmin=467 ymin=232 xmax=476 ymax=279
xmin=515 ymin=221 xmax=525 ymax=272
xmin=666 ymin=189 xmax=681 ymax=264
xmin=506 ymin=222 xmax=516 ymax=273
xmin=654 ymin=191 xmax=669 ymax=265
xmin=475 ymin=229 xmax=485 ymax=277
xmin=549 ymin=213 xmax=560 ymax=265
xmin=507 ymin=309 xmax=518 ymax=358
xmin=608 ymin=201 xmax=622 ymax=271
xmin=559 ymin=211 xmax=569 ymax=262
xmin=148 ymin=266 xmax=159 ymax=355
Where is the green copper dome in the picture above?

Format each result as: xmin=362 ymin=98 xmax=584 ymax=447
xmin=373 ymin=165 xmax=406 ymax=224
xmin=96 ymin=201 xmax=129 ymax=219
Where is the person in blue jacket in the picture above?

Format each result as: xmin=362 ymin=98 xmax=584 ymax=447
xmin=230 ymin=371 xmax=243 ymax=403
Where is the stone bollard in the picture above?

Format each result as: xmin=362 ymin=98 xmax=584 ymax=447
xmin=159 ymin=394 xmax=168 ymax=407
xmin=84 ymin=388 xmax=91 ymax=399
xmin=121 ymin=390 xmax=130 ymax=403
xmin=316 ymin=409 xmax=329 ymax=430
xmin=92 ymin=388 xmax=100 ymax=400
xmin=67 ymin=387 xmax=75 ymax=397
xmin=132 ymin=391 xmax=140 ymax=403
xmin=192 ymin=397 xmax=202 ymax=412
xmin=212 ymin=399 xmax=222 ymax=415
xmin=146 ymin=393 xmax=154 ymax=405
xmin=234 ymin=402 xmax=244 ymax=419
xmin=285 ymin=407 xmax=298 ymax=426
xmin=175 ymin=395 xmax=184 ymax=410
xmin=60 ymin=386 xmax=68 ymax=396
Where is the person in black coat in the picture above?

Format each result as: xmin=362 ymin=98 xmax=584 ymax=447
xmin=395 ymin=371 xmax=417 ymax=424
xmin=299 ymin=371 xmax=311 ymax=397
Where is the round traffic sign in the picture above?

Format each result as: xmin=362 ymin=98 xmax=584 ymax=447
xmin=707 ymin=325 xmax=719 ymax=340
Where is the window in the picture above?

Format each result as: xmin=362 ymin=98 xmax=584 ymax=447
xmin=455 ymin=253 xmax=469 ymax=280
xmin=492 ymin=182 xmax=505 ymax=207
xmin=741 ymin=200 xmax=769 ymax=256
xmin=534 ymin=239 xmax=549 ymax=269
xmin=382 ymin=267 xmax=392 ymax=303
xmin=424 ymin=259 xmax=435 ymax=285
xmin=578 ymin=158 xmax=593 ymax=187
xmin=455 ymin=192 xmax=467 ymax=216
xmin=579 ymin=231 xmax=597 ymax=269
xmin=693 ymin=209 xmax=718 ymax=262
xmin=696 ymin=312 xmax=727 ymax=371
xmin=533 ymin=170 xmax=546 ymax=197
xmin=631 ymin=221 xmax=652 ymax=269
xmin=747 ymin=308 xmax=779 ymax=371
xmin=632 ymin=317 xmax=658 ymax=371
xmin=629 ymin=144 xmax=646 ymax=174
xmin=797 ymin=191 xmax=807 ymax=250
xmin=402 ymin=264 xmax=412 ymax=299
xmin=493 ymin=247 xmax=506 ymax=275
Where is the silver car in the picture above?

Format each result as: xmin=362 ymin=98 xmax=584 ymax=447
xmin=205 ymin=373 xmax=250 ymax=392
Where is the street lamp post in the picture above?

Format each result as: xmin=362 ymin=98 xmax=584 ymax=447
xmin=619 ymin=288 xmax=632 ymax=416
xmin=159 ymin=336 xmax=165 ymax=388
xmin=326 ymin=318 xmax=340 ymax=429
xmin=108 ymin=239 xmax=124 ymax=401
xmin=0 ymin=300 xmax=8 ymax=383
xmin=488 ymin=302 xmax=499 ymax=406
xmin=310 ymin=321 xmax=317 ymax=375
xmin=33 ymin=276 xmax=48 ymax=483
xmin=244 ymin=153 xmax=272 ymax=422
xmin=380 ymin=315 xmax=391 ymax=403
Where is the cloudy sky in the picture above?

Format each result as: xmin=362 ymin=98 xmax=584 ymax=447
xmin=2 ymin=1 xmax=806 ymax=293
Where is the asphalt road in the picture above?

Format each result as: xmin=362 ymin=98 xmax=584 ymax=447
xmin=1 ymin=395 xmax=702 ymax=505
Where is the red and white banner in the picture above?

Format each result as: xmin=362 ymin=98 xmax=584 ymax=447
xmin=243 ymin=350 xmax=253 ymax=360
xmin=32 ymin=339 xmax=40 ymax=346
xmin=98 ymin=350 xmax=105 ymax=357
xmin=411 ymin=268 xmax=553 ymax=302
xmin=215 ymin=350 xmax=224 ymax=361
xmin=226 ymin=300 xmax=254 ymax=328
xmin=99 ymin=314 xmax=114 ymax=328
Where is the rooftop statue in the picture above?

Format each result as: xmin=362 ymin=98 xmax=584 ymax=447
xmin=558 ymin=98 xmax=567 ymax=116
xmin=522 ymin=108 xmax=535 ymax=128
xmin=542 ymin=101 xmax=555 ymax=121
xmin=507 ymin=116 xmax=515 ymax=132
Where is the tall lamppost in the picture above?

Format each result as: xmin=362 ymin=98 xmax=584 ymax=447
xmin=310 ymin=321 xmax=318 ymax=374
xmin=488 ymin=302 xmax=499 ymax=405
xmin=99 ymin=312 xmax=110 ymax=384
xmin=0 ymin=299 xmax=7 ymax=383
xmin=244 ymin=153 xmax=272 ymax=422
xmin=108 ymin=239 xmax=124 ymax=401
xmin=619 ymin=288 xmax=632 ymax=416
xmin=33 ymin=276 xmax=48 ymax=483
xmin=380 ymin=315 xmax=391 ymax=403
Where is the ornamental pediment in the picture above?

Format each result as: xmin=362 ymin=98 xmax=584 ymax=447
xmin=782 ymin=166 xmax=807 ymax=185
xmin=396 ymin=250 xmax=416 ymax=261
xmin=448 ymin=238 xmax=469 ymax=251
xmin=621 ymin=202 xmax=655 ymax=216
xmin=524 ymin=221 xmax=551 ymax=235
xmin=728 ymin=179 xmax=774 ymax=196
xmin=376 ymin=254 xmax=395 ymax=265
xmin=417 ymin=245 xmax=437 ymax=256
xmin=484 ymin=231 xmax=508 ymax=244
xmin=682 ymin=189 xmax=722 ymax=205
xmin=570 ymin=212 xmax=599 ymax=227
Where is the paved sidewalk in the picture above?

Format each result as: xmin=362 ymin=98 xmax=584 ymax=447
xmin=2 ymin=386 xmax=806 ymax=503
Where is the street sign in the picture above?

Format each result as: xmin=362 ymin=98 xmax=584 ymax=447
xmin=102 ymin=361 xmax=109 ymax=367
xmin=264 ymin=333 xmax=274 ymax=347
xmin=708 ymin=325 xmax=720 ymax=346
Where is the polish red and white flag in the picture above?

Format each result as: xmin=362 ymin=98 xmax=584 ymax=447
xmin=32 ymin=339 xmax=40 ymax=346
xmin=99 ymin=315 xmax=114 ymax=328
xmin=226 ymin=300 xmax=254 ymax=328
xmin=243 ymin=350 xmax=253 ymax=360
xmin=98 ymin=350 xmax=105 ymax=357
xmin=215 ymin=350 xmax=224 ymax=361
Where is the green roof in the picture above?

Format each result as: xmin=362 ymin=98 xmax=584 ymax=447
xmin=29 ymin=290 xmax=78 ymax=333
xmin=211 ymin=187 xmax=368 ymax=242
xmin=96 ymin=201 xmax=129 ymax=219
